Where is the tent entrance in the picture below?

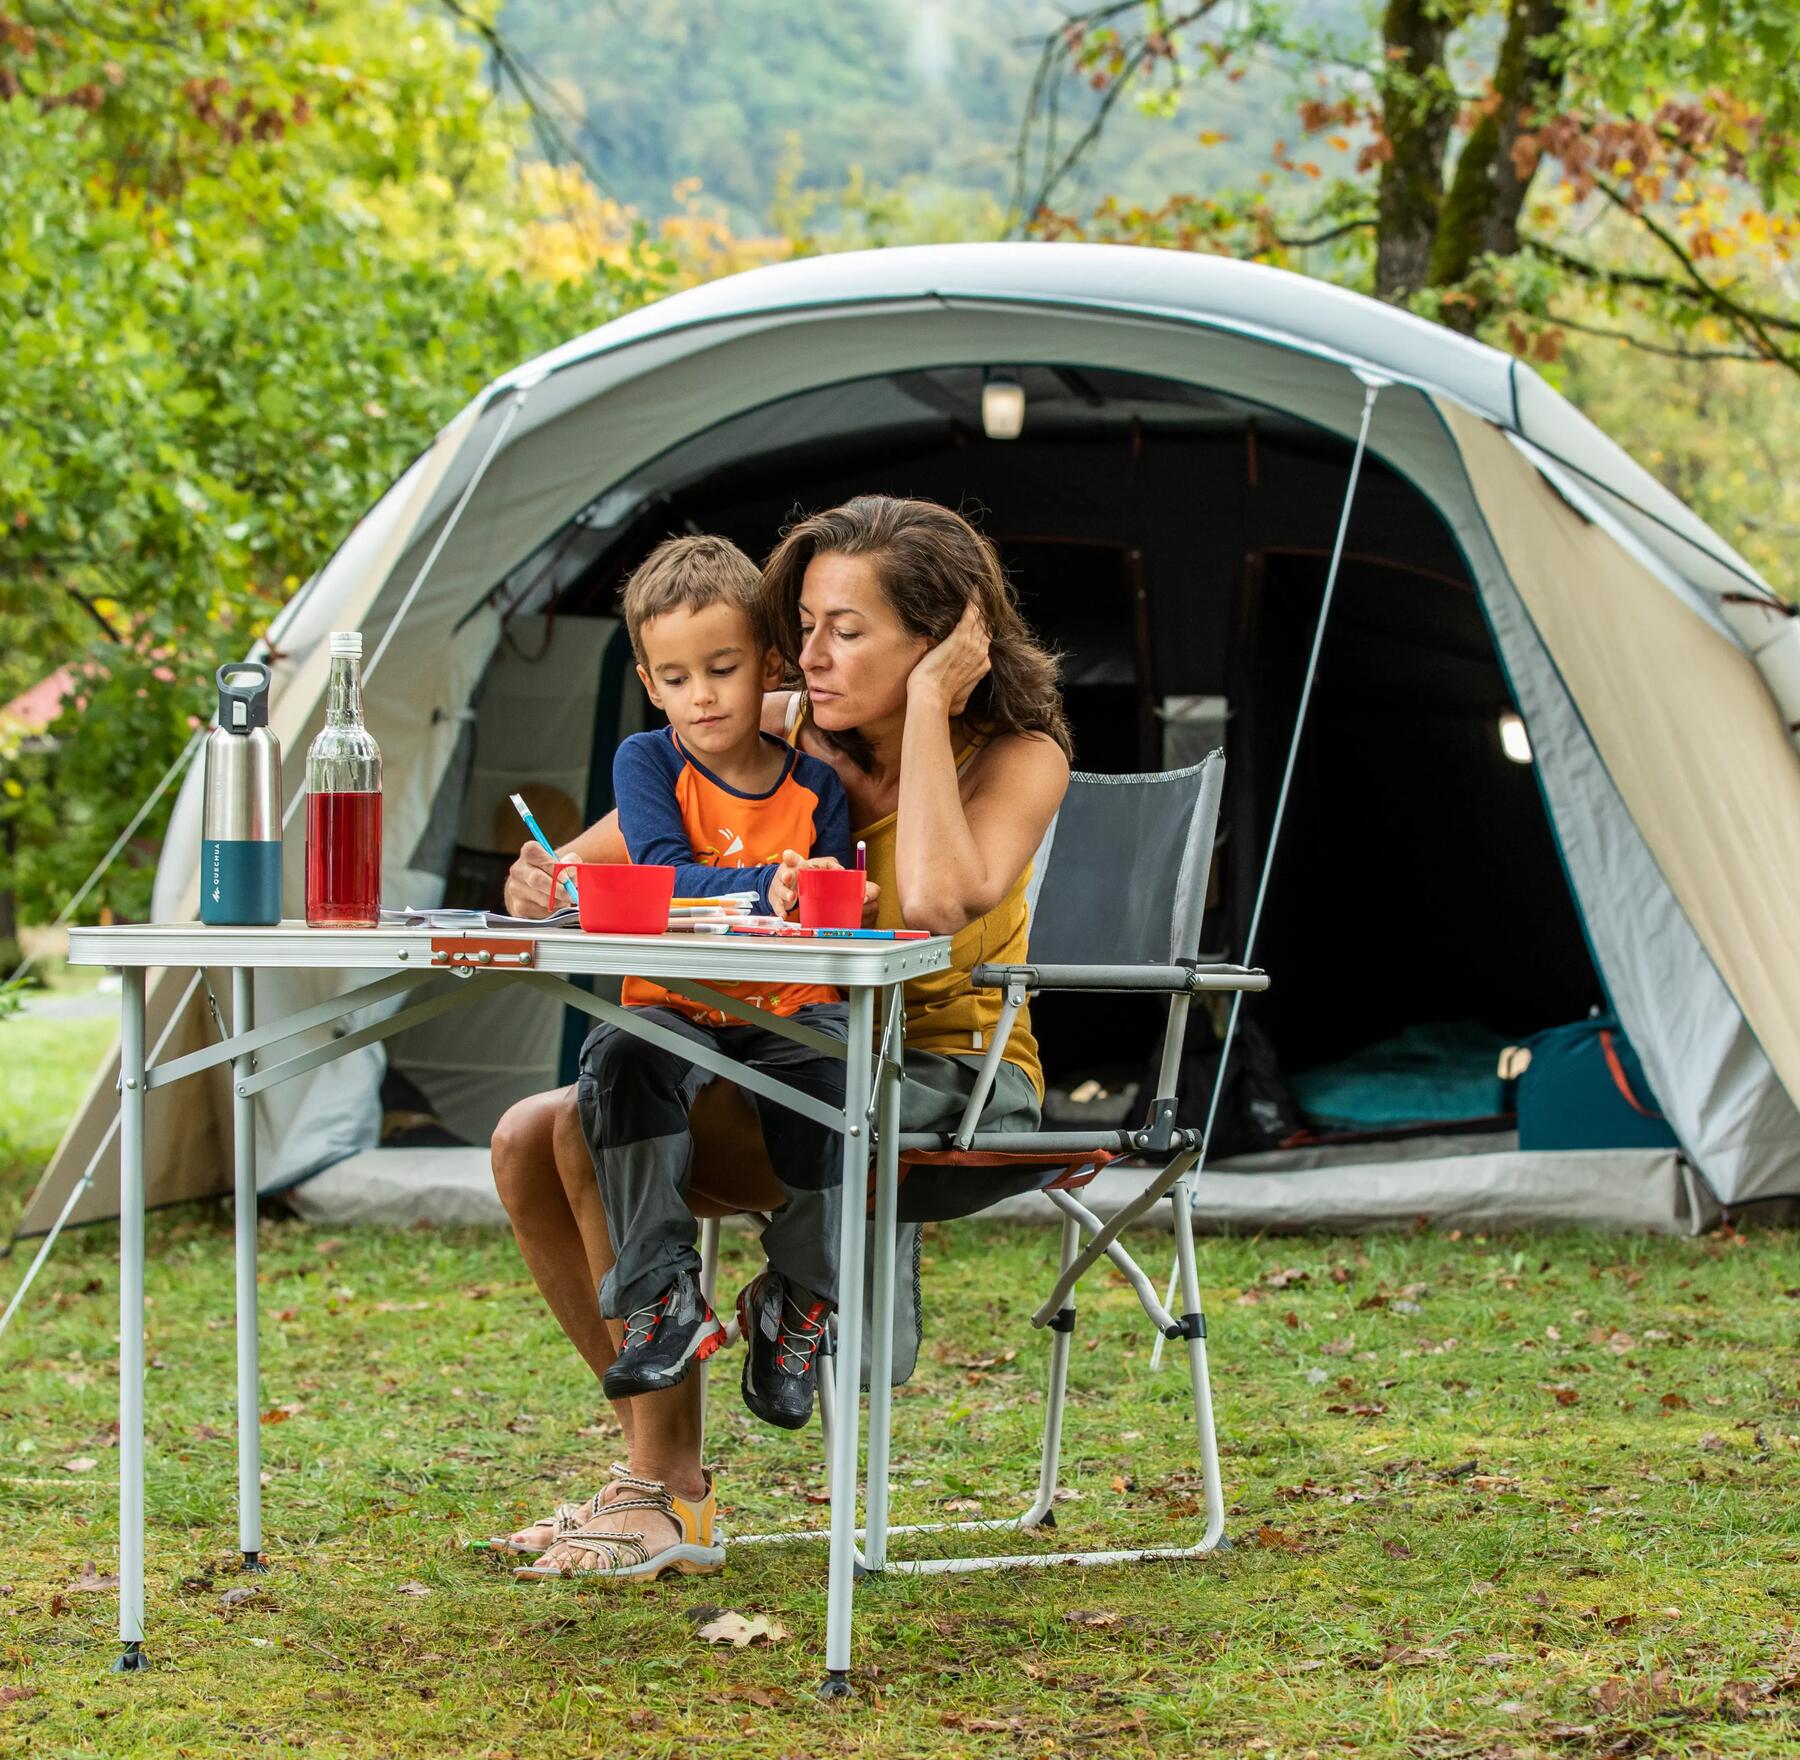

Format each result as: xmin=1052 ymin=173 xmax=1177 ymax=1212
xmin=388 ymin=363 xmax=1603 ymax=1155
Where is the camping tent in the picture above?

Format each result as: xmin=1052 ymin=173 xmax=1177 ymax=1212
xmin=20 ymin=242 xmax=1800 ymax=1245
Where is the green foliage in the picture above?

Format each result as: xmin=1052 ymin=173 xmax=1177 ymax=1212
xmin=0 ymin=1 xmax=672 ymax=923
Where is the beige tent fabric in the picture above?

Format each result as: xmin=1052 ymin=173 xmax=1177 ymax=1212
xmin=16 ymin=399 xmax=486 ymax=1239
xmin=1440 ymin=400 xmax=1800 ymax=1104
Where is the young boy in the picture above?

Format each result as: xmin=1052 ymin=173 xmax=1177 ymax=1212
xmin=579 ymin=534 xmax=851 ymax=1431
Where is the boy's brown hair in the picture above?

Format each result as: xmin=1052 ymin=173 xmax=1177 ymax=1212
xmin=620 ymin=534 xmax=769 ymax=667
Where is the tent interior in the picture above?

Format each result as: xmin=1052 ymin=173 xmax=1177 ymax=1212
xmin=382 ymin=362 xmax=1608 ymax=1166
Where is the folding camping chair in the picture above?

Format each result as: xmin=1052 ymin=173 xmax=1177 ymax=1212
xmin=700 ymin=750 xmax=1268 ymax=1582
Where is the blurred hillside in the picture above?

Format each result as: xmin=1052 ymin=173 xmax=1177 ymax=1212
xmin=495 ymin=0 xmax=1359 ymax=229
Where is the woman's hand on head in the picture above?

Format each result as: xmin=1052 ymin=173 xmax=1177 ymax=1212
xmin=908 ymin=601 xmax=990 ymax=716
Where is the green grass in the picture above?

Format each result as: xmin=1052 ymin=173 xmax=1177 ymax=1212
xmin=1 ymin=1030 xmax=1797 ymax=1757
xmin=0 ymin=981 xmax=113 ymax=1214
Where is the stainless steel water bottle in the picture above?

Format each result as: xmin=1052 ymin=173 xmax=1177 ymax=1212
xmin=201 ymin=661 xmax=283 ymax=925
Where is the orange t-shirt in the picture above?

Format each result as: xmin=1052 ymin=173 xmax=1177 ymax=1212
xmin=614 ymin=727 xmax=850 ymax=1024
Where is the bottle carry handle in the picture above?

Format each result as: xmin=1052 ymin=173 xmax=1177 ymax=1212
xmin=216 ymin=660 xmax=272 ymax=732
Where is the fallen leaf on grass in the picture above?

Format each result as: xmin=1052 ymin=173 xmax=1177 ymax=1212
xmin=941 ymin=1714 xmax=1025 ymax=1733
xmin=943 ymin=1497 xmax=981 ymax=1512
xmin=1548 ymin=1385 xmax=1581 ymax=1407
xmin=62 ymin=1457 xmax=97 ymax=1474
xmin=1660 ymin=1391 xmax=1690 ymax=1410
xmin=1592 ymin=1666 xmax=1681 ymax=1717
xmin=68 ymin=1561 xmax=118 ymax=1594
xmin=395 ymin=1582 xmax=432 ymax=1598
xmin=1324 ymin=1402 xmax=1388 ymax=1418
xmin=260 ymin=1403 xmax=303 ymax=1424
xmin=1254 ymin=1524 xmax=1304 ymax=1551
xmin=1382 ymin=1537 xmax=1412 ymax=1559
xmin=696 ymin=1611 xmax=788 ymax=1647
xmin=1263 ymin=1266 xmax=1310 ymax=1289
xmin=0 ymin=1685 xmax=39 ymax=1704
xmin=1065 ymin=1608 xmax=1120 ymax=1628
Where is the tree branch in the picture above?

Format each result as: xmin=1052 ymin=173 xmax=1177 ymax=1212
xmin=1544 ymin=310 xmax=1769 ymax=362
xmin=66 ymin=586 xmax=123 ymax=641
xmin=1272 ymin=216 xmax=1378 ymax=248
xmin=1594 ymin=178 xmax=1799 ymax=367
xmin=1520 ymin=233 xmax=1800 ymax=336
xmin=1009 ymin=2 xmax=1233 ymax=234
xmin=435 ymin=0 xmax=611 ymax=194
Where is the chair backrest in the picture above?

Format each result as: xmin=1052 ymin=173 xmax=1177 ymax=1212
xmin=1025 ymin=751 xmax=1225 ymax=968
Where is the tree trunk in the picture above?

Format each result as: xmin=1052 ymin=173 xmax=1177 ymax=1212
xmin=1429 ymin=0 xmax=1567 ymax=318
xmin=1373 ymin=0 xmax=1460 ymax=301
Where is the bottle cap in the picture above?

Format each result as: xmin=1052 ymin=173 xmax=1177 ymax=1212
xmin=329 ymin=631 xmax=363 ymax=658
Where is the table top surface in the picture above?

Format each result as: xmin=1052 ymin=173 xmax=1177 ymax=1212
xmin=67 ymin=920 xmax=952 ymax=987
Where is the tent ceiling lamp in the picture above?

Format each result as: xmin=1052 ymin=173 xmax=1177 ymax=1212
xmin=1499 ymin=711 xmax=1533 ymax=764
xmin=981 ymin=370 xmax=1025 ymax=440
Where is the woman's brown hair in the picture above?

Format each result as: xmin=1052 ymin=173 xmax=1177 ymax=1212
xmin=762 ymin=496 xmax=1071 ymax=766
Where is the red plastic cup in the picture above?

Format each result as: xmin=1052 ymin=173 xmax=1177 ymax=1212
xmin=552 ymin=862 xmax=675 ymax=935
xmin=797 ymin=866 xmax=865 ymax=931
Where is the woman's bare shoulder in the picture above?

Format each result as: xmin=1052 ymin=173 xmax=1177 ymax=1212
xmin=761 ymin=689 xmax=798 ymax=739
xmin=965 ymin=728 xmax=1070 ymax=824
xmin=970 ymin=727 xmax=1071 ymax=787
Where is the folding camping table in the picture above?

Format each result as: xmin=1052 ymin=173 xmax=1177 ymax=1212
xmin=65 ymin=920 xmax=949 ymax=1682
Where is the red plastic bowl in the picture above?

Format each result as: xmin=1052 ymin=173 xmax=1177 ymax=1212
xmin=553 ymin=862 xmax=675 ymax=935
xmin=797 ymin=867 xmax=865 ymax=931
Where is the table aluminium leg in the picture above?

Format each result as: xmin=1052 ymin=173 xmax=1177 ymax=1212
xmin=819 ymin=983 xmax=874 ymax=1700
xmin=232 ymin=968 xmax=267 ymax=1572
xmin=115 ymin=966 xmax=150 ymax=1673
xmin=860 ymin=984 xmax=905 ymax=1573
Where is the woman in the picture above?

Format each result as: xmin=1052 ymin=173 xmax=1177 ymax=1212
xmin=490 ymin=495 xmax=1070 ymax=1580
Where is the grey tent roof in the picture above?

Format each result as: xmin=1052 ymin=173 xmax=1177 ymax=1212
xmin=493 ymin=243 xmax=1776 ymax=608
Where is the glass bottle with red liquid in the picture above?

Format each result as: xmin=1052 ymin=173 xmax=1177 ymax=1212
xmin=305 ymin=631 xmax=382 ymax=927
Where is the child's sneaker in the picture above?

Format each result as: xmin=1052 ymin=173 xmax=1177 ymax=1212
xmin=737 ymin=1270 xmax=831 ymax=1430
xmin=602 ymin=1267 xmax=725 ymax=1399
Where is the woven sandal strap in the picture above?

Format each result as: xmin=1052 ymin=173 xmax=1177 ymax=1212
xmin=608 ymin=1464 xmax=669 ymax=1497
xmin=550 ymin=1493 xmax=607 ymax=1538
xmin=559 ymin=1527 xmax=650 ymax=1569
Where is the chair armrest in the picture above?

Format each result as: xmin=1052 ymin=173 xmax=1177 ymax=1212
xmin=971 ymin=961 xmax=1269 ymax=996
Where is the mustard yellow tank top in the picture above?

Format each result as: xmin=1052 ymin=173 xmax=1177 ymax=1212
xmin=792 ymin=699 xmax=1044 ymax=1100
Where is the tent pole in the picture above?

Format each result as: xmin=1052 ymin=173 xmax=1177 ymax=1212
xmin=1151 ymin=373 xmax=1388 ymax=1370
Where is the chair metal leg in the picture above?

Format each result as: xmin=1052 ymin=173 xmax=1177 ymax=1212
xmin=731 ymin=1179 xmax=1228 ymax=1579
xmin=1169 ymin=1171 xmax=1226 ymax=1548
xmin=1022 ymin=1211 xmax=1081 ymax=1529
